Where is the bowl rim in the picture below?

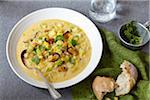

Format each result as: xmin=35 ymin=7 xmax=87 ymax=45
xmin=118 ymin=21 xmax=150 ymax=47
xmin=6 ymin=7 xmax=103 ymax=89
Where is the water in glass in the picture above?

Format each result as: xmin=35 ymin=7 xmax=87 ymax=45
xmin=89 ymin=0 xmax=117 ymax=23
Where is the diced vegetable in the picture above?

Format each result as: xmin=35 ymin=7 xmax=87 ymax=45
xmin=55 ymin=35 xmax=64 ymax=42
xmin=48 ymin=30 xmax=56 ymax=37
xmin=35 ymin=46 xmax=43 ymax=59
xmin=64 ymin=55 xmax=70 ymax=62
xmin=31 ymin=42 xmax=37 ymax=47
xmin=73 ymin=35 xmax=80 ymax=41
xmin=57 ymin=44 xmax=62 ymax=49
xmin=70 ymin=39 xmax=77 ymax=46
xmin=36 ymin=47 xmax=42 ymax=55
xmin=38 ymin=36 xmax=46 ymax=41
xmin=66 ymin=62 xmax=73 ymax=68
xmin=31 ymin=56 xmax=40 ymax=65
xmin=54 ymin=59 xmax=63 ymax=67
xmin=43 ymin=41 xmax=50 ymax=49
xmin=46 ymin=67 xmax=52 ymax=72
xmin=69 ymin=57 xmax=76 ymax=64
xmin=57 ymin=32 xmax=63 ymax=35
xmin=37 ymin=38 xmax=43 ymax=44
xmin=43 ymin=51 xmax=50 ymax=58
xmin=56 ymin=40 xmax=63 ymax=45
xmin=63 ymin=41 xmax=68 ymax=47
xmin=53 ymin=47 xmax=62 ymax=54
xmin=27 ymin=45 xmax=34 ymax=53
xmin=39 ymin=45 xmax=45 ymax=51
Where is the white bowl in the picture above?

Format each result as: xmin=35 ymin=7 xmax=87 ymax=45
xmin=6 ymin=8 xmax=103 ymax=89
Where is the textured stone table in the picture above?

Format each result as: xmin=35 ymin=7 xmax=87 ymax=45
xmin=0 ymin=0 xmax=149 ymax=100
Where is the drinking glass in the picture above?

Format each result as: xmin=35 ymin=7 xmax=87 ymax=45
xmin=89 ymin=0 xmax=117 ymax=23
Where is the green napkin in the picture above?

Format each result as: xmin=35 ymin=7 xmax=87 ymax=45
xmin=72 ymin=29 xmax=150 ymax=100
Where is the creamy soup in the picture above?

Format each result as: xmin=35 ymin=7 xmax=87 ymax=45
xmin=16 ymin=19 xmax=91 ymax=82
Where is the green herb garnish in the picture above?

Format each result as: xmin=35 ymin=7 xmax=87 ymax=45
xmin=54 ymin=59 xmax=63 ymax=67
xmin=122 ymin=21 xmax=142 ymax=45
xmin=70 ymin=39 xmax=77 ymax=46
xmin=31 ymin=56 xmax=40 ymax=65
xmin=55 ymin=35 xmax=64 ymax=42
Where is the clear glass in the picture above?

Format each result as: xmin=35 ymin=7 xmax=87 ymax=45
xmin=89 ymin=0 xmax=117 ymax=23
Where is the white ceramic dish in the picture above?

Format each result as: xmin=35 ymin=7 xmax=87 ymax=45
xmin=6 ymin=8 xmax=103 ymax=89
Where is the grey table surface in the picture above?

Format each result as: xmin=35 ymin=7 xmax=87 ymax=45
xmin=0 ymin=0 xmax=149 ymax=100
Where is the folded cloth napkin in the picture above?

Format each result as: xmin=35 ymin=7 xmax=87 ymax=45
xmin=72 ymin=29 xmax=150 ymax=100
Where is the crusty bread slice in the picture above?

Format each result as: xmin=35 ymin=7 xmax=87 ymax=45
xmin=92 ymin=76 xmax=116 ymax=100
xmin=115 ymin=60 xmax=138 ymax=96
